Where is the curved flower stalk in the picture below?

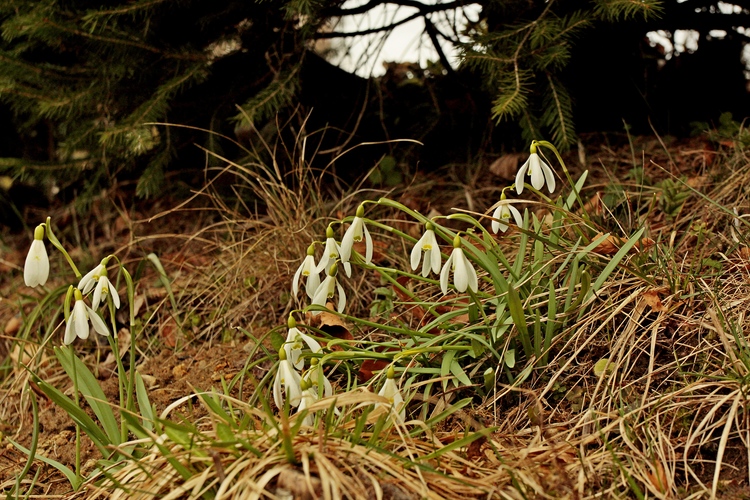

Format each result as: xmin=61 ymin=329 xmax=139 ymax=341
xmin=311 ymin=262 xmax=346 ymax=314
xmin=284 ymin=315 xmax=322 ymax=370
xmin=24 ymin=224 xmax=49 ymax=288
xmin=440 ymin=235 xmax=478 ymax=294
xmin=64 ymin=288 xmax=110 ymax=345
xmin=79 ymin=259 xmax=120 ymax=310
xmin=377 ymin=365 xmax=405 ymax=422
xmin=340 ymin=205 xmax=373 ymax=265
xmin=292 ymin=244 xmax=321 ymax=299
xmin=273 ymin=347 xmax=302 ymax=409
xmin=492 ymin=193 xmax=524 ymax=234
xmin=516 ymin=142 xmax=555 ymax=195
xmin=410 ymin=221 xmax=441 ymax=277
xmin=316 ymin=226 xmax=351 ymax=278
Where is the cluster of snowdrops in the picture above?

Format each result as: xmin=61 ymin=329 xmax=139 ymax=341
xmin=21 ymin=140 xmax=561 ymax=426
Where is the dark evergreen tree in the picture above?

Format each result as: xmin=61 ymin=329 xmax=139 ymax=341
xmin=0 ymin=0 xmax=745 ymax=205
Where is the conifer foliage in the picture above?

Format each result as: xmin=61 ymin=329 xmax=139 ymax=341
xmin=0 ymin=1 xmax=663 ymax=199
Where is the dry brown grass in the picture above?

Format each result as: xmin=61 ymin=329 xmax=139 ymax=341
xmin=3 ymin=133 xmax=750 ymax=499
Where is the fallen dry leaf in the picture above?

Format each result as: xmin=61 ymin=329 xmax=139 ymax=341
xmin=353 ymin=239 xmax=388 ymax=264
xmin=4 ymin=316 xmax=21 ymax=336
xmin=592 ymin=233 xmax=621 ymax=255
xmin=642 ymin=289 xmax=666 ymax=312
xmin=489 ymin=153 xmax=524 ymax=180
xmin=305 ymin=302 xmax=353 ymax=347
xmin=592 ymin=233 xmax=655 ymax=256
xmin=582 ymin=192 xmax=604 ymax=216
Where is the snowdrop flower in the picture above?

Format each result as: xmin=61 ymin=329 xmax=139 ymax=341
xmin=284 ymin=315 xmax=322 ymax=370
xmin=78 ymin=261 xmax=106 ymax=293
xmin=296 ymin=377 xmax=318 ymax=426
xmin=311 ymin=262 xmax=346 ymax=314
xmin=377 ymin=365 xmax=405 ymax=422
xmin=515 ymin=142 xmax=555 ymax=195
xmin=491 ymin=193 xmax=524 ymax=233
xmin=91 ymin=268 xmax=121 ymax=310
xmin=273 ymin=347 xmax=302 ymax=409
xmin=307 ymin=357 xmax=333 ymax=399
xmin=410 ymin=222 xmax=441 ymax=277
xmin=78 ymin=259 xmax=120 ymax=310
xmin=316 ymin=227 xmax=351 ymax=277
xmin=292 ymin=243 xmax=321 ymax=299
xmin=64 ymin=288 xmax=110 ymax=345
xmin=440 ymin=235 xmax=478 ymax=294
xmin=340 ymin=205 xmax=373 ymax=265
xmin=24 ymin=224 xmax=49 ymax=288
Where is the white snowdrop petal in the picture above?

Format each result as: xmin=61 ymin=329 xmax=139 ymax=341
xmin=515 ymin=159 xmax=529 ymax=195
xmin=439 ymin=253 xmax=453 ymax=294
xmin=87 ymin=305 xmax=110 ymax=337
xmin=108 ymin=281 xmax=121 ymax=309
xmin=410 ymin=238 xmax=422 ymax=271
xmin=64 ymin=314 xmax=76 ymax=345
xmin=509 ymin=205 xmax=524 ymax=228
xmin=363 ymin=224 xmax=373 ymax=264
xmin=74 ymin=302 xmax=89 ymax=340
xmin=542 ymin=160 xmax=556 ymax=193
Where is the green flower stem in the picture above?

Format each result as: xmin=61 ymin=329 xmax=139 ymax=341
xmin=69 ymin=345 xmax=82 ymax=485
xmin=44 ymin=217 xmax=81 ymax=279
xmin=306 ymin=307 xmax=433 ymax=339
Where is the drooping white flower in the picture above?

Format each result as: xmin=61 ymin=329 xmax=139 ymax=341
xmin=297 ymin=377 xmax=318 ymax=426
xmin=24 ymin=224 xmax=49 ymax=288
xmin=292 ymin=244 xmax=321 ymax=299
xmin=515 ymin=143 xmax=555 ymax=195
xmin=316 ymin=227 xmax=351 ymax=277
xmin=311 ymin=263 xmax=346 ymax=314
xmin=64 ymin=288 xmax=110 ymax=345
xmin=340 ymin=205 xmax=373 ymax=265
xmin=307 ymin=357 xmax=333 ymax=399
xmin=491 ymin=196 xmax=524 ymax=234
xmin=78 ymin=262 xmax=105 ymax=294
xmin=273 ymin=347 xmax=302 ymax=409
xmin=377 ymin=366 xmax=405 ymax=422
xmin=410 ymin=222 xmax=441 ymax=277
xmin=91 ymin=270 xmax=121 ymax=310
xmin=284 ymin=315 xmax=322 ymax=370
xmin=440 ymin=235 xmax=478 ymax=294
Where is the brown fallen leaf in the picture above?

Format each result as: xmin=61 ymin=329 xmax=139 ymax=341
xmin=642 ymin=289 xmax=666 ymax=312
xmin=4 ymin=316 xmax=21 ymax=336
xmin=353 ymin=239 xmax=388 ymax=264
xmin=592 ymin=233 xmax=655 ymax=256
xmin=592 ymin=233 xmax=621 ymax=255
xmin=489 ymin=153 xmax=524 ymax=180
xmin=582 ymin=192 xmax=604 ymax=217
xmin=305 ymin=302 xmax=353 ymax=349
